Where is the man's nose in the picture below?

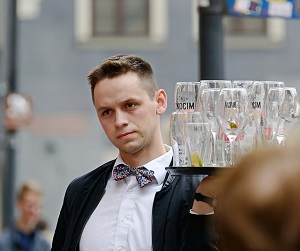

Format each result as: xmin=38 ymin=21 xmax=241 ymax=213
xmin=115 ymin=110 xmax=128 ymax=127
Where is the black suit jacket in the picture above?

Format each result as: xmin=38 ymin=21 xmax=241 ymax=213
xmin=51 ymin=159 xmax=218 ymax=251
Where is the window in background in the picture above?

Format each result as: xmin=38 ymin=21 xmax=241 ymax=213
xmin=75 ymin=0 xmax=168 ymax=50
xmin=224 ymin=16 xmax=285 ymax=49
xmin=191 ymin=0 xmax=286 ymax=50
xmin=225 ymin=17 xmax=267 ymax=36
xmin=92 ymin=0 xmax=149 ymax=36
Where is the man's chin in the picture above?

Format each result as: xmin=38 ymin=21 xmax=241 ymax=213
xmin=119 ymin=144 xmax=144 ymax=155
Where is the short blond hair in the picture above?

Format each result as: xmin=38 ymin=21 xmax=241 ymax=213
xmin=16 ymin=180 xmax=43 ymax=201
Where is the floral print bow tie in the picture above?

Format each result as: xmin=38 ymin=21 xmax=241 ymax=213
xmin=113 ymin=164 xmax=155 ymax=188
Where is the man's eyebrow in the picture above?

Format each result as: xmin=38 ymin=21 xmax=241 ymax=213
xmin=122 ymin=98 xmax=139 ymax=103
xmin=96 ymin=98 xmax=141 ymax=111
xmin=96 ymin=105 xmax=110 ymax=113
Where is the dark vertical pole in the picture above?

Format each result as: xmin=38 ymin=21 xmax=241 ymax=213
xmin=2 ymin=0 xmax=18 ymax=228
xmin=198 ymin=0 xmax=224 ymax=80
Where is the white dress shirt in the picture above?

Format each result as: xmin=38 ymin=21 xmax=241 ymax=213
xmin=79 ymin=146 xmax=173 ymax=251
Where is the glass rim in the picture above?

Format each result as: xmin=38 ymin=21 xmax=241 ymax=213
xmin=200 ymin=80 xmax=231 ymax=83
xmin=176 ymin=82 xmax=201 ymax=85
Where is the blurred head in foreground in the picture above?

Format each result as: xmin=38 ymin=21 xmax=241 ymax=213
xmin=216 ymin=143 xmax=300 ymax=251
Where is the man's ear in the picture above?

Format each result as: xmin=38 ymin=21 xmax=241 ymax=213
xmin=156 ymin=89 xmax=167 ymax=115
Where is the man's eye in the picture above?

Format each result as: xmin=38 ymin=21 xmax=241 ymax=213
xmin=126 ymin=103 xmax=136 ymax=108
xmin=102 ymin=110 xmax=111 ymax=116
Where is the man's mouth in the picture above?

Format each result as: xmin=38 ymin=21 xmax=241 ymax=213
xmin=117 ymin=131 xmax=134 ymax=139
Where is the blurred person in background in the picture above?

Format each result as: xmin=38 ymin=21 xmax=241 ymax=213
xmin=51 ymin=54 xmax=218 ymax=251
xmin=214 ymin=143 xmax=300 ymax=251
xmin=0 ymin=180 xmax=50 ymax=251
xmin=36 ymin=219 xmax=53 ymax=246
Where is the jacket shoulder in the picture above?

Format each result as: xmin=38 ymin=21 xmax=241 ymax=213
xmin=0 ymin=228 xmax=12 ymax=248
xmin=65 ymin=159 xmax=116 ymax=196
xmin=33 ymin=231 xmax=51 ymax=251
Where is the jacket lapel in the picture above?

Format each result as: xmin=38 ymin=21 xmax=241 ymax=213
xmin=152 ymin=158 xmax=180 ymax=251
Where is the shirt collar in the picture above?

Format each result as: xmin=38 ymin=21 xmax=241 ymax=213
xmin=113 ymin=145 xmax=173 ymax=185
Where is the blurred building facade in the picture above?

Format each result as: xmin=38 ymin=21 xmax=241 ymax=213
xmin=0 ymin=0 xmax=300 ymax=233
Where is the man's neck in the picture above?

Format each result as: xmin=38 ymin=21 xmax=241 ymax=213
xmin=120 ymin=144 xmax=167 ymax=168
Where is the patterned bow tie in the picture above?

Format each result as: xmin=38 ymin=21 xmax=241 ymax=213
xmin=113 ymin=164 xmax=155 ymax=188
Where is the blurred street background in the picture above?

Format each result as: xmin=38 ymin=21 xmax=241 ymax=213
xmin=0 ymin=0 xmax=300 ymax=237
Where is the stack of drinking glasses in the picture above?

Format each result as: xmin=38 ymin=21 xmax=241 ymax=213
xmin=169 ymin=80 xmax=300 ymax=168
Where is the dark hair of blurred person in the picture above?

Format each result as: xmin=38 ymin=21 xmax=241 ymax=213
xmin=0 ymin=180 xmax=50 ymax=251
xmin=215 ymin=145 xmax=300 ymax=251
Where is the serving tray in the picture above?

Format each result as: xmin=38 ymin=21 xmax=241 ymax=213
xmin=165 ymin=166 xmax=231 ymax=176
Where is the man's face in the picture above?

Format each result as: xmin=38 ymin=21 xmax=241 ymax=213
xmin=17 ymin=191 xmax=42 ymax=228
xmin=93 ymin=72 xmax=164 ymax=159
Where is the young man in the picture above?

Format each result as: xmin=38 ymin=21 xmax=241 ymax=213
xmin=51 ymin=54 xmax=218 ymax=251
xmin=0 ymin=181 xmax=51 ymax=251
